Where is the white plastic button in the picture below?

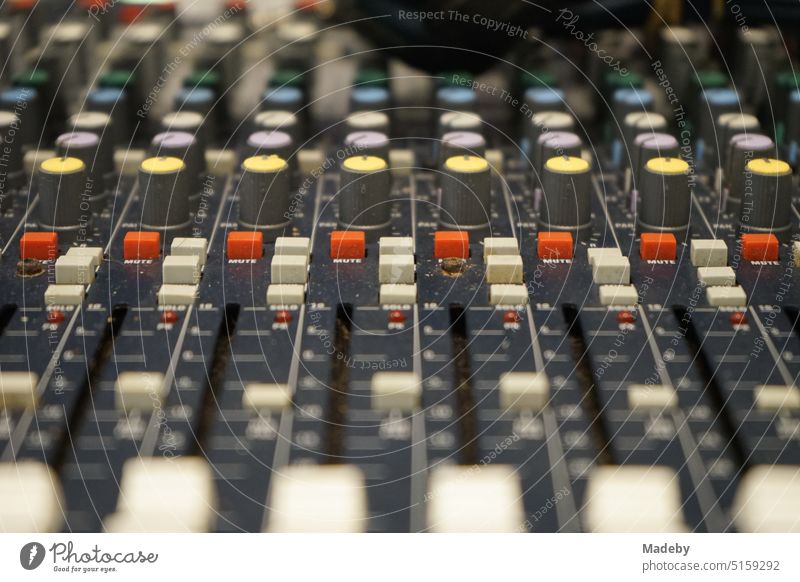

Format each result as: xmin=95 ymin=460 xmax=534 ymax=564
xmin=499 ymin=372 xmax=549 ymax=411
xmin=483 ymin=237 xmax=518 ymax=261
xmin=754 ymin=385 xmax=800 ymax=412
xmin=162 ymin=255 xmax=201 ymax=285
xmin=584 ymin=465 xmax=687 ymax=532
xmin=44 ymin=284 xmax=84 ymax=305
xmin=0 ymin=371 xmax=39 ymax=409
xmin=371 ymin=372 xmax=421 ymax=411
xmin=733 ymin=465 xmax=800 ymax=532
xmin=55 ymin=255 xmax=96 ymax=284
xmin=706 ymin=285 xmax=747 ymax=307
xmin=65 ymin=246 xmax=103 ymax=269
xmin=267 ymin=284 xmax=305 ymax=306
xmin=157 ymin=284 xmax=198 ymax=305
xmin=697 ymin=266 xmax=735 ymax=286
xmin=114 ymin=371 xmax=166 ymax=411
xmin=275 ymin=237 xmax=311 ymax=258
xmin=380 ymin=284 xmax=417 ymax=305
xmin=587 ymin=247 xmax=622 ymax=266
xmin=427 ymin=465 xmax=524 ymax=532
xmin=271 ymin=255 xmax=308 ymax=284
xmin=267 ymin=465 xmax=368 ymax=532
xmin=170 ymin=237 xmax=208 ymax=265
xmin=592 ymin=255 xmax=630 ymax=284
xmin=104 ymin=457 xmax=216 ymax=533
xmin=598 ymin=284 xmax=638 ymax=306
xmin=378 ymin=254 xmax=415 ymax=284
xmin=0 ymin=460 xmax=64 ymax=532
xmin=242 ymin=383 xmax=292 ymax=411
xmin=691 ymin=239 xmax=728 ymax=267
xmin=628 ymin=384 xmax=677 ymax=411
xmin=486 ymin=255 xmax=524 ymax=284
xmin=379 ymin=236 xmax=414 ymax=255
xmin=489 ymin=284 xmax=529 ymax=305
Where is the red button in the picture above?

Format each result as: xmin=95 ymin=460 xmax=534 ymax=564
xmin=537 ymin=231 xmax=573 ymax=259
xmin=741 ymin=233 xmax=778 ymax=261
xmin=330 ymin=230 xmax=365 ymax=259
xmin=123 ymin=231 xmax=161 ymax=260
xmin=640 ymin=232 xmax=677 ymax=260
xmin=227 ymin=231 xmax=264 ymax=259
xmin=434 ymin=231 xmax=469 ymax=259
xmin=20 ymin=232 xmax=58 ymax=260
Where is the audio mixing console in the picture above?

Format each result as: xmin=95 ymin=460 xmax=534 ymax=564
xmin=0 ymin=0 xmax=798 ymax=534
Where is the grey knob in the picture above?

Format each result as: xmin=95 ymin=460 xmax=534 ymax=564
xmin=540 ymin=155 xmax=592 ymax=230
xmin=345 ymin=110 xmax=390 ymax=135
xmin=440 ymin=131 xmax=486 ymax=166
xmin=150 ymin=131 xmax=205 ymax=198
xmin=739 ymin=158 xmax=792 ymax=234
xmin=138 ymin=156 xmax=191 ymax=230
xmin=439 ymin=154 xmax=492 ymax=229
xmin=638 ymin=157 xmax=691 ymax=231
xmin=527 ymin=111 xmax=574 ymax=158
xmin=535 ymin=131 xmax=582 ymax=178
xmin=37 ymin=156 xmax=88 ymax=231
xmin=622 ymin=112 xmax=667 ymax=155
xmin=161 ymin=111 xmax=207 ymax=152
xmin=718 ymin=113 xmax=760 ymax=156
xmin=631 ymin=133 xmax=679 ymax=191
xmin=0 ymin=111 xmax=23 ymax=210
xmin=254 ymin=110 xmax=300 ymax=143
xmin=238 ymin=155 xmax=291 ymax=231
xmin=726 ymin=134 xmax=776 ymax=203
xmin=55 ymin=131 xmax=109 ymax=201
xmin=338 ymin=155 xmax=392 ymax=229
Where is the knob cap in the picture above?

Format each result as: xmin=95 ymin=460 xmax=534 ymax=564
xmin=345 ymin=110 xmax=390 ymax=135
xmin=630 ymin=133 xmax=680 ymax=194
xmin=161 ymin=111 xmax=207 ymax=152
xmin=726 ymin=134 xmax=776 ymax=203
xmin=535 ymin=131 xmax=582 ymax=177
xmin=437 ymin=86 xmax=477 ymax=112
xmin=524 ymin=87 xmax=566 ymax=113
xmin=540 ymin=155 xmax=592 ymax=230
xmin=527 ymin=111 xmax=574 ymax=157
xmin=345 ymin=131 xmax=390 ymax=162
xmin=55 ymin=131 xmax=109 ymax=200
xmin=440 ymin=131 xmax=486 ymax=166
xmin=638 ymin=157 xmax=691 ymax=231
xmin=243 ymin=130 xmax=294 ymax=161
xmin=138 ymin=156 xmax=191 ymax=230
xmin=150 ymin=131 xmax=205 ymax=197
xmin=622 ymin=112 xmax=667 ymax=155
xmin=739 ymin=158 xmax=792 ymax=233
xmin=440 ymin=155 xmax=492 ymax=229
xmin=351 ymin=86 xmax=390 ymax=112
xmin=239 ymin=155 xmax=291 ymax=231
xmin=38 ymin=157 xmax=88 ymax=230
xmin=254 ymin=109 xmax=302 ymax=145
xmin=438 ymin=111 xmax=482 ymax=138
xmin=338 ymin=155 xmax=391 ymax=229
xmin=718 ymin=113 xmax=760 ymax=155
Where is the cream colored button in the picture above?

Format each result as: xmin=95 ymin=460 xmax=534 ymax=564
xmin=267 ymin=284 xmax=305 ymax=306
xmin=584 ymin=465 xmax=687 ymax=532
xmin=0 ymin=372 xmax=39 ymax=410
xmin=371 ymin=372 xmax=421 ymax=412
xmin=379 ymin=236 xmax=414 ymax=256
xmin=427 ymin=465 xmax=524 ymax=532
xmin=65 ymin=246 xmax=104 ymax=269
xmin=483 ymin=237 xmax=518 ymax=261
xmin=690 ymin=239 xmax=728 ymax=267
xmin=592 ymin=256 xmax=630 ymax=284
xmin=243 ymin=383 xmax=292 ymax=412
xmin=486 ymin=255 xmax=524 ymax=284
xmin=271 ymin=255 xmax=308 ymax=284
xmin=754 ymin=385 xmax=800 ymax=412
xmin=598 ymin=285 xmax=638 ymax=306
xmin=55 ymin=255 xmax=95 ymax=285
xmin=0 ymin=461 xmax=64 ymax=532
xmin=380 ymin=284 xmax=416 ymax=305
xmin=171 ymin=237 xmax=208 ymax=265
xmin=114 ymin=372 xmax=166 ymax=411
xmin=275 ymin=237 xmax=311 ymax=258
xmin=706 ymin=285 xmax=747 ymax=307
xmin=44 ymin=284 xmax=84 ymax=305
xmin=157 ymin=284 xmax=198 ymax=305
xmin=628 ymin=384 xmax=677 ymax=411
xmin=587 ymin=247 xmax=623 ymax=266
xmin=267 ymin=465 xmax=368 ymax=532
xmin=697 ymin=266 xmax=735 ymax=286
xmin=379 ymin=254 xmax=415 ymax=284
xmin=489 ymin=284 xmax=528 ymax=305
xmin=163 ymin=255 xmax=201 ymax=285
xmin=733 ymin=465 xmax=800 ymax=532
xmin=499 ymin=372 xmax=549 ymax=411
